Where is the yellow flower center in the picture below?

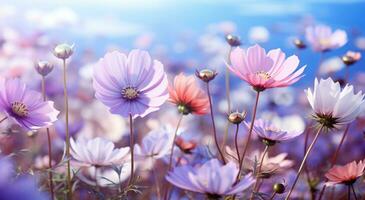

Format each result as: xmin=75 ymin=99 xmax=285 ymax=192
xmin=319 ymin=38 xmax=331 ymax=46
xmin=121 ymin=86 xmax=139 ymax=100
xmin=256 ymin=71 xmax=271 ymax=80
xmin=11 ymin=102 xmax=28 ymax=117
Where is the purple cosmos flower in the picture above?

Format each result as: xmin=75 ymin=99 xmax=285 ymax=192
xmin=248 ymin=119 xmax=303 ymax=145
xmin=0 ymin=78 xmax=59 ymax=130
xmin=93 ymin=50 xmax=169 ymax=118
xmin=166 ymin=159 xmax=255 ymax=198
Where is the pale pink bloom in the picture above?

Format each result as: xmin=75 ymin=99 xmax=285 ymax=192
xmin=305 ymin=25 xmax=347 ymax=52
xmin=325 ymin=160 xmax=365 ymax=186
xmin=228 ymin=44 xmax=306 ymax=91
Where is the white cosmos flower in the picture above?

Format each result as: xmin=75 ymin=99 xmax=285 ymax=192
xmin=70 ymin=137 xmax=129 ymax=167
xmin=306 ymin=78 xmax=365 ymax=129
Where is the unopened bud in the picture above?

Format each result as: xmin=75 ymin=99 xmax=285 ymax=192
xmin=53 ymin=43 xmax=74 ymax=60
xmin=195 ymin=69 xmax=218 ymax=83
xmin=35 ymin=61 xmax=54 ymax=76
xmin=228 ymin=111 xmax=246 ymax=124
xmin=273 ymin=183 xmax=285 ymax=194
xmin=293 ymin=38 xmax=306 ymax=49
xmin=225 ymin=34 xmax=241 ymax=47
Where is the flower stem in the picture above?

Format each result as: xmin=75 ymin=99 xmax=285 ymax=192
xmin=318 ymin=124 xmax=350 ymax=200
xmin=62 ymin=58 xmax=72 ymax=199
xmin=225 ymin=46 xmax=232 ymax=113
xmin=236 ymin=91 xmax=260 ymax=181
xmin=234 ymin=124 xmax=240 ymax=164
xmin=269 ymin=192 xmax=276 ymax=200
xmin=348 ymin=185 xmax=351 ymax=200
xmin=250 ymin=145 xmax=269 ymax=200
xmin=0 ymin=116 xmax=8 ymax=123
xmin=206 ymin=82 xmax=226 ymax=164
xmin=303 ymin=126 xmax=314 ymax=199
xmin=285 ymin=125 xmax=323 ymax=200
xmin=167 ymin=114 xmax=183 ymax=171
xmin=95 ymin=166 xmax=99 ymax=192
xmin=351 ymin=184 xmax=358 ymax=200
xmin=128 ymin=114 xmax=135 ymax=186
xmin=41 ymin=76 xmax=55 ymax=200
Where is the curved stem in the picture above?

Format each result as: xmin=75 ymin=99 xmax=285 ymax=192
xmin=128 ymin=114 xmax=134 ymax=186
xmin=234 ymin=124 xmax=240 ymax=164
xmin=206 ymin=82 xmax=226 ymax=164
xmin=303 ymin=126 xmax=314 ymax=199
xmin=236 ymin=91 xmax=260 ymax=181
xmin=225 ymin=46 xmax=232 ymax=113
xmin=62 ymin=59 xmax=72 ymax=199
xmin=0 ymin=116 xmax=8 ymax=123
xmin=285 ymin=125 xmax=323 ymax=200
xmin=167 ymin=114 xmax=183 ymax=171
xmin=351 ymin=184 xmax=358 ymax=200
xmin=269 ymin=192 xmax=276 ymax=200
xmin=42 ymin=76 xmax=55 ymax=200
xmin=250 ymin=145 xmax=269 ymax=200
xmin=318 ymin=124 xmax=350 ymax=200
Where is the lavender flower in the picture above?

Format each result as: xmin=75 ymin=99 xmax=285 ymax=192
xmin=0 ymin=78 xmax=59 ymax=130
xmin=166 ymin=159 xmax=255 ymax=198
xmin=93 ymin=50 xmax=169 ymax=118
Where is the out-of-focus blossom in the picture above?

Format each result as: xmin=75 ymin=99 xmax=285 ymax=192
xmin=166 ymin=159 xmax=255 ymax=197
xmin=78 ymin=164 xmax=131 ymax=187
xmin=355 ymin=36 xmax=365 ymax=50
xmin=35 ymin=61 xmax=54 ymax=76
xmin=228 ymin=44 xmax=306 ymax=91
xmin=0 ymin=78 xmax=59 ymax=130
xmin=248 ymin=26 xmax=270 ymax=43
xmin=249 ymin=119 xmax=303 ymax=145
xmin=306 ymin=78 xmax=365 ymax=129
xmin=54 ymin=117 xmax=83 ymax=140
xmin=175 ymin=136 xmax=197 ymax=154
xmin=70 ymin=137 xmax=129 ymax=167
xmin=53 ymin=43 xmax=74 ymax=59
xmin=305 ymin=25 xmax=347 ymax=52
xmin=33 ymin=155 xmax=56 ymax=170
xmin=325 ymin=160 xmax=365 ymax=186
xmin=293 ymin=38 xmax=306 ymax=49
xmin=0 ymin=156 xmax=48 ymax=200
xmin=318 ymin=57 xmax=344 ymax=75
xmin=93 ymin=50 xmax=168 ymax=118
xmin=342 ymin=51 xmax=361 ymax=66
xmin=169 ymin=73 xmax=209 ymax=115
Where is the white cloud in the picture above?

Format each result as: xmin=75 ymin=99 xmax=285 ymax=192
xmin=239 ymin=3 xmax=307 ymax=16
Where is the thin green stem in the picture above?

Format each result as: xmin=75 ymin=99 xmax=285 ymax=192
xmin=128 ymin=114 xmax=134 ymax=186
xmin=285 ymin=125 xmax=323 ymax=200
xmin=250 ymin=145 xmax=269 ymax=200
xmin=234 ymin=124 xmax=240 ymax=164
xmin=225 ymin=46 xmax=232 ymax=113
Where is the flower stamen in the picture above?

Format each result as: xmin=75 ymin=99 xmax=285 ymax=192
xmin=121 ymin=86 xmax=139 ymax=100
xmin=256 ymin=71 xmax=271 ymax=80
xmin=11 ymin=101 xmax=28 ymax=117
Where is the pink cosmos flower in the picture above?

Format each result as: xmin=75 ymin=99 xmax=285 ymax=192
xmin=305 ymin=25 xmax=347 ymax=52
xmin=228 ymin=44 xmax=306 ymax=91
xmin=0 ymin=78 xmax=59 ymax=130
xmin=325 ymin=160 xmax=365 ymax=186
xmin=93 ymin=50 xmax=169 ymax=118
xmin=166 ymin=159 xmax=255 ymax=198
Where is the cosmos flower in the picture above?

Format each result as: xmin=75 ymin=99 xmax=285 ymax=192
xmin=0 ymin=78 xmax=59 ymax=130
xmin=168 ymin=73 xmax=209 ymax=115
xmin=166 ymin=159 xmax=255 ymax=198
xmin=70 ymin=137 xmax=129 ymax=167
xmin=305 ymin=25 xmax=347 ymax=52
xmin=228 ymin=44 xmax=306 ymax=91
xmin=306 ymin=78 xmax=365 ymax=129
xmin=325 ymin=160 xmax=365 ymax=186
xmin=249 ymin=119 xmax=303 ymax=145
xmin=93 ymin=50 xmax=169 ymax=118
xmin=175 ymin=136 xmax=197 ymax=154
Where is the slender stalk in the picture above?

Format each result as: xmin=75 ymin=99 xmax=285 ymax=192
xmin=348 ymin=185 xmax=351 ymax=200
xmin=206 ymin=82 xmax=226 ymax=164
xmin=316 ymin=52 xmax=324 ymax=77
xmin=225 ymin=46 xmax=232 ymax=113
xmin=167 ymin=114 xmax=183 ymax=170
xmin=236 ymin=91 xmax=260 ymax=181
xmin=318 ymin=124 xmax=350 ymax=200
xmin=303 ymin=126 xmax=314 ymax=199
xmin=351 ymin=184 xmax=358 ymax=200
xmin=250 ymin=145 xmax=269 ymax=200
xmin=234 ymin=124 xmax=240 ymax=164
xmin=285 ymin=125 xmax=323 ymax=200
xmin=152 ymin=169 xmax=161 ymax=200
xmin=95 ymin=166 xmax=99 ymax=192
xmin=128 ymin=114 xmax=135 ymax=185
xmin=41 ymin=76 xmax=55 ymax=200
xmin=345 ymin=66 xmax=350 ymax=82
xmin=269 ymin=192 xmax=276 ymax=200
xmin=0 ymin=116 xmax=8 ymax=123
xmin=62 ymin=58 xmax=72 ymax=199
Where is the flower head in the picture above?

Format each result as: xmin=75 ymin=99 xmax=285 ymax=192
xmin=228 ymin=44 xmax=306 ymax=91
xmin=0 ymin=78 xmax=59 ymax=130
xmin=225 ymin=34 xmax=241 ymax=47
xmin=93 ymin=50 xmax=169 ymax=118
xmin=195 ymin=69 xmax=217 ymax=83
xmin=306 ymin=78 xmax=365 ymax=129
xmin=166 ymin=159 xmax=255 ymax=197
xmin=249 ymin=119 xmax=303 ymax=146
xmin=35 ymin=61 xmax=54 ymax=76
xmin=325 ymin=160 xmax=365 ymax=186
xmin=342 ymin=51 xmax=361 ymax=66
xmin=70 ymin=137 xmax=129 ymax=167
xmin=53 ymin=43 xmax=74 ymax=59
xmin=169 ymin=73 xmax=209 ymax=115
xmin=305 ymin=25 xmax=347 ymax=52
xmin=228 ymin=111 xmax=246 ymax=124
xmin=293 ymin=38 xmax=306 ymax=49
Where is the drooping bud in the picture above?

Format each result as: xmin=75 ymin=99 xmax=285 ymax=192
xmin=53 ymin=43 xmax=74 ymax=60
xmin=225 ymin=34 xmax=241 ymax=47
xmin=195 ymin=69 xmax=218 ymax=83
xmin=273 ymin=183 xmax=285 ymax=194
xmin=293 ymin=38 xmax=306 ymax=49
xmin=228 ymin=111 xmax=246 ymax=124
xmin=35 ymin=61 xmax=54 ymax=76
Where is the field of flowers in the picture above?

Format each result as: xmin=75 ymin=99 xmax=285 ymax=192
xmin=0 ymin=1 xmax=365 ymax=200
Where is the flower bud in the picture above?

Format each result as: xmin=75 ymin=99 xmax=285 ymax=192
xmin=53 ymin=43 xmax=74 ymax=59
xmin=225 ymin=34 xmax=241 ymax=47
xmin=293 ymin=38 xmax=306 ymax=49
xmin=228 ymin=111 xmax=246 ymax=124
xmin=195 ymin=69 xmax=218 ymax=83
xmin=273 ymin=183 xmax=285 ymax=194
xmin=177 ymin=104 xmax=190 ymax=115
xmin=35 ymin=61 xmax=54 ymax=76
xmin=342 ymin=51 xmax=361 ymax=66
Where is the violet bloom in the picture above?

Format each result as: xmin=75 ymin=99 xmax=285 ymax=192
xmin=228 ymin=44 xmax=306 ymax=91
xmin=166 ymin=159 xmax=255 ymax=198
xmin=93 ymin=50 xmax=169 ymax=118
xmin=0 ymin=78 xmax=59 ymax=130
xmin=248 ymin=119 xmax=303 ymax=145
xmin=305 ymin=25 xmax=347 ymax=52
